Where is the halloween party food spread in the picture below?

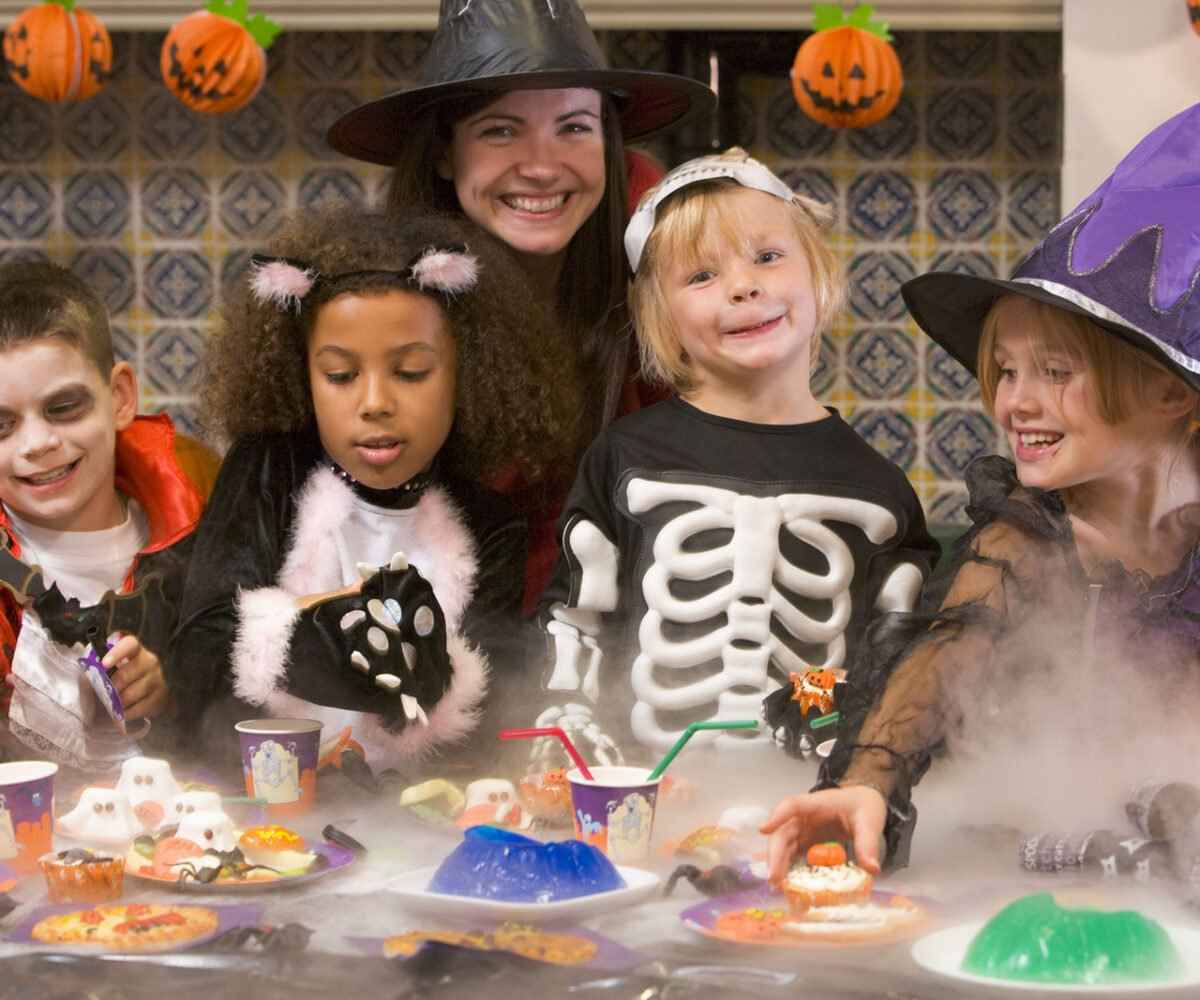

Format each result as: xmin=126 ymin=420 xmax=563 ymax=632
xmin=116 ymin=758 xmax=182 ymax=832
xmin=126 ymin=816 xmax=332 ymax=887
xmin=399 ymin=778 xmax=465 ymax=823
xmin=428 ymin=826 xmax=625 ymax=903
xmin=781 ymin=842 xmax=873 ymax=911
xmin=519 ymin=769 xmax=573 ymax=826
xmin=39 ymin=849 xmax=124 ymax=903
xmin=27 ymin=902 xmax=221 ymax=950
xmin=668 ymin=805 xmax=769 ymax=867
xmin=382 ymin=923 xmax=599 ymax=965
xmin=456 ymin=779 xmax=530 ymax=830
xmin=57 ymin=788 xmax=144 ymax=847
xmin=960 ymin=893 xmax=1185 ymax=985
xmin=682 ymin=887 xmax=927 ymax=946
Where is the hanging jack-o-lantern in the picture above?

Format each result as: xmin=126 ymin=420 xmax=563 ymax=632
xmin=161 ymin=0 xmax=281 ymax=115
xmin=2 ymin=0 xmax=112 ymax=103
xmin=1190 ymin=0 xmax=1200 ymax=38
xmin=791 ymin=3 xmax=903 ymax=130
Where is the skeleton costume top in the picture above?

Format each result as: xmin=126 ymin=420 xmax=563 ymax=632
xmin=537 ymin=396 xmax=938 ymax=760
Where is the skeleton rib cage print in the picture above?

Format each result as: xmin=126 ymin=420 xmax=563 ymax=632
xmin=551 ymin=472 xmax=925 ymax=752
xmin=538 ymin=399 xmax=936 ymax=760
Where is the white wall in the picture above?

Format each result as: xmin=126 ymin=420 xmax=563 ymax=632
xmin=1063 ymin=0 xmax=1200 ymax=209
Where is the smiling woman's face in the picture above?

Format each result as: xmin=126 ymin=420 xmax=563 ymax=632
xmin=439 ymin=87 xmax=606 ymax=261
xmin=308 ymin=289 xmax=456 ymax=490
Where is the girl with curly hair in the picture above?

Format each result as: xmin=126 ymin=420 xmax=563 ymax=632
xmin=170 ymin=207 xmax=578 ymax=773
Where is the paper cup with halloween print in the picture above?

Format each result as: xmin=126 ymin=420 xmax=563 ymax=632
xmin=0 ymin=761 xmax=56 ymax=874
xmin=567 ymin=766 xmax=661 ymax=863
xmin=235 ymin=720 xmax=321 ymax=818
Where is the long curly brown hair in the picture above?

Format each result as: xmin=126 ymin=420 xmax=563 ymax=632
xmin=201 ymin=208 xmax=581 ymax=484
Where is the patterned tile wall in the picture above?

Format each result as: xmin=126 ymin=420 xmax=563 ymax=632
xmin=0 ymin=29 xmax=1061 ymax=526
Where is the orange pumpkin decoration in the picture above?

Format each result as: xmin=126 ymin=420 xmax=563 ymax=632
xmin=805 ymin=840 xmax=848 ymax=868
xmin=161 ymin=0 xmax=280 ymax=115
xmin=1191 ymin=0 xmax=1200 ymax=38
xmin=790 ymin=3 xmax=902 ymax=130
xmin=2 ymin=0 xmax=112 ymax=103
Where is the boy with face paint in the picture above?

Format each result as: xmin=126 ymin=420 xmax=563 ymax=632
xmin=0 ymin=262 xmax=205 ymax=770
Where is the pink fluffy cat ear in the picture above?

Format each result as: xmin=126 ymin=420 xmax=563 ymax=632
xmin=249 ymin=256 xmax=318 ymax=312
xmin=409 ymin=244 xmax=479 ymax=295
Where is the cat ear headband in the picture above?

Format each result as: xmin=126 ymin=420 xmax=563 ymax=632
xmin=248 ymin=243 xmax=479 ymax=313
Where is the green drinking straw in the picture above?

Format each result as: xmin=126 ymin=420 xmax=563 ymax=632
xmin=810 ymin=711 xmax=840 ymax=730
xmin=646 ymin=719 xmax=759 ymax=781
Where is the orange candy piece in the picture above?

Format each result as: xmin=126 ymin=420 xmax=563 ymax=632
xmin=805 ymin=841 xmax=848 ymax=867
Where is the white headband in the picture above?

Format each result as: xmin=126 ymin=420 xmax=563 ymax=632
xmin=623 ymin=151 xmax=797 ymax=274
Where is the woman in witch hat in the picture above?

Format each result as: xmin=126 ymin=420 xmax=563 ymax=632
xmin=327 ymin=0 xmax=715 ymax=612
xmin=757 ymin=102 xmax=1200 ymax=880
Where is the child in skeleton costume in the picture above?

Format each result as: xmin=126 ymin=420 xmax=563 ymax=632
xmin=171 ymin=208 xmax=577 ymax=774
xmin=761 ymin=103 xmax=1200 ymax=879
xmin=0 ymin=262 xmax=205 ymax=771
xmin=532 ymin=150 xmax=938 ymax=767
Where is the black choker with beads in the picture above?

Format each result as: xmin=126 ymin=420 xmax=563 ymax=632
xmin=322 ymin=455 xmax=433 ymax=510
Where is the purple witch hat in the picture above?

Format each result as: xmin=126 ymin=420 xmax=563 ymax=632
xmin=903 ymin=101 xmax=1200 ymax=390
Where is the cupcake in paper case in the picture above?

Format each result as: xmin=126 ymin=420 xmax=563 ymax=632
xmin=781 ymin=842 xmax=873 ymax=913
xmin=39 ymin=848 xmax=125 ymax=903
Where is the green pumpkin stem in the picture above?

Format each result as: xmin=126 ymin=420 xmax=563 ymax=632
xmin=205 ymin=0 xmax=282 ymax=49
xmin=46 ymin=0 xmax=78 ymax=11
xmin=812 ymin=3 xmax=893 ymax=41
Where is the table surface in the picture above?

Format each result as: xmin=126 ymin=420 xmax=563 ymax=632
xmin=2 ymin=767 xmax=1198 ymax=999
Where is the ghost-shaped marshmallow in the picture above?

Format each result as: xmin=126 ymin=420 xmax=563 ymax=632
xmin=57 ymin=788 xmax=142 ymax=847
xmin=175 ymin=809 xmax=239 ymax=854
xmin=717 ymin=804 xmax=770 ymax=833
xmin=116 ymin=757 xmax=181 ymax=832
xmin=456 ymin=778 xmax=529 ymax=829
xmin=160 ymin=790 xmax=223 ymax=830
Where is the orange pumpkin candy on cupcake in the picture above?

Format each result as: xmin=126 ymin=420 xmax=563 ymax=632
xmin=780 ymin=841 xmax=873 ymax=913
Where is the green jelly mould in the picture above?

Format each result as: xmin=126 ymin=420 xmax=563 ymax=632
xmin=962 ymin=892 xmax=1185 ymax=985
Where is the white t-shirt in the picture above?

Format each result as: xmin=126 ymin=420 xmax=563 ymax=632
xmin=333 ymin=495 xmax=421 ymax=587
xmin=5 ymin=498 xmax=149 ymax=603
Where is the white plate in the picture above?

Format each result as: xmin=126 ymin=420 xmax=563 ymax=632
xmin=912 ymin=921 xmax=1200 ymax=994
xmin=387 ymin=865 xmax=660 ymax=923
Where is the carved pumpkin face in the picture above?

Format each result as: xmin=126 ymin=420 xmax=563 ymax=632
xmin=160 ymin=9 xmax=266 ymax=115
xmin=790 ymin=24 xmax=903 ymax=130
xmin=2 ymin=1 xmax=112 ymax=103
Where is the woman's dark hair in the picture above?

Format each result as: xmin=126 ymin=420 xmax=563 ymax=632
xmin=201 ymin=208 xmax=581 ymax=484
xmin=387 ymin=90 xmax=632 ymax=441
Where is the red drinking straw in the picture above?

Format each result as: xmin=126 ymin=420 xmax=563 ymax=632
xmin=498 ymin=727 xmax=594 ymax=780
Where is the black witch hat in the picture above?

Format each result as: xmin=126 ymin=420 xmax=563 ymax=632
xmin=327 ymin=0 xmax=715 ymax=166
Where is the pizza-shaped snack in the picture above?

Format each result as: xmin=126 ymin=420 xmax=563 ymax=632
xmin=29 ymin=903 xmax=220 ymax=951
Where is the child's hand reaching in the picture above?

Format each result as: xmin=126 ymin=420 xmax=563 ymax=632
xmin=103 ymin=635 xmax=169 ymax=720
xmin=760 ymin=784 xmax=887 ymax=884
